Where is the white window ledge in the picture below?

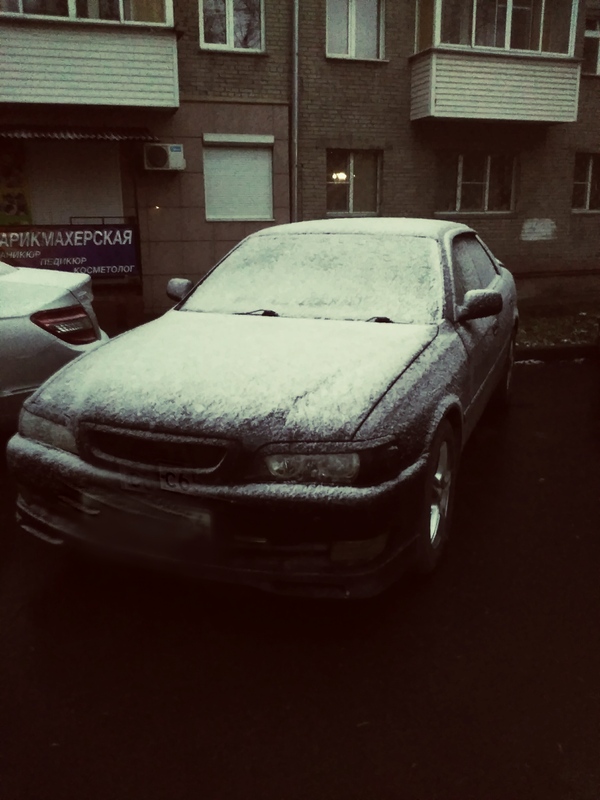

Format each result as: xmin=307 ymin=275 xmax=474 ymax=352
xmin=326 ymin=212 xmax=379 ymax=218
xmin=203 ymin=134 xmax=274 ymax=146
xmin=434 ymin=211 xmax=516 ymax=218
xmin=326 ymin=54 xmax=389 ymax=64
xmin=207 ymin=217 xmax=275 ymax=222
xmin=199 ymin=45 xmax=265 ymax=54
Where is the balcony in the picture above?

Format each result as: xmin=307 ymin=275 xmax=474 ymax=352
xmin=411 ymin=0 xmax=581 ymax=123
xmin=411 ymin=48 xmax=580 ymax=122
xmin=0 ymin=0 xmax=178 ymax=108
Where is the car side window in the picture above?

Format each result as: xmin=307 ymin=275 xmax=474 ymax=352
xmin=468 ymin=238 xmax=498 ymax=288
xmin=451 ymin=237 xmax=481 ymax=306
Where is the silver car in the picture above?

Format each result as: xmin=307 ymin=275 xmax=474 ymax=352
xmin=8 ymin=219 xmax=517 ymax=598
xmin=0 ymin=260 xmax=108 ymax=431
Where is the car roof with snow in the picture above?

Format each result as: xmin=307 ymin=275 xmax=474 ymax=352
xmin=250 ymin=218 xmax=475 ymax=240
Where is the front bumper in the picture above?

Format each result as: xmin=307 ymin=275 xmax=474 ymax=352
xmin=8 ymin=435 xmax=427 ymax=598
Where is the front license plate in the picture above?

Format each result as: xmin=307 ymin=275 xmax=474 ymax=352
xmin=159 ymin=467 xmax=201 ymax=495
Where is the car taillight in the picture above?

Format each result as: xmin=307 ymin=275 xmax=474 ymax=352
xmin=30 ymin=305 xmax=99 ymax=345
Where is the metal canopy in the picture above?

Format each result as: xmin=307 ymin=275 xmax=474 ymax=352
xmin=0 ymin=126 xmax=158 ymax=142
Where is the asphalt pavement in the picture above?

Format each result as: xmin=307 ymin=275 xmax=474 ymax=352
xmin=1 ymin=359 xmax=599 ymax=800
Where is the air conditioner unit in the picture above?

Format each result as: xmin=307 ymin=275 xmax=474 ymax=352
xmin=144 ymin=143 xmax=186 ymax=171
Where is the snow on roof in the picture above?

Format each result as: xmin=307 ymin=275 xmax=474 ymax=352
xmin=251 ymin=218 xmax=474 ymax=240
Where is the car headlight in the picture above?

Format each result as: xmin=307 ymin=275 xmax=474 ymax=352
xmin=264 ymin=453 xmax=360 ymax=484
xmin=19 ymin=409 xmax=78 ymax=454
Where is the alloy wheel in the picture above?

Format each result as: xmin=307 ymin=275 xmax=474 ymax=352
xmin=429 ymin=440 xmax=453 ymax=546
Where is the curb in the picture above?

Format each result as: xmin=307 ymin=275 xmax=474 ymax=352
xmin=516 ymin=344 xmax=600 ymax=362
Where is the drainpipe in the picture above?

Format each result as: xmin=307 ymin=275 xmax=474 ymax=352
xmin=291 ymin=0 xmax=300 ymax=222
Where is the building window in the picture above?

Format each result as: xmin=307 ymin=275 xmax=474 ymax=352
xmin=416 ymin=0 xmax=575 ymax=55
xmin=203 ymin=137 xmax=273 ymax=221
xmin=327 ymin=0 xmax=384 ymax=59
xmin=326 ymin=150 xmax=379 ymax=215
xmin=0 ymin=0 xmax=169 ymax=23
xmin=438 ymin=153 xmax=515 ymax=213
xmin=200 ymin=0 xmax=263 ymax=50
xmin=572 ymin=154 xmax=600 ymax=211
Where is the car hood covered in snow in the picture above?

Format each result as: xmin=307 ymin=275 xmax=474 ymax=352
xmin=29 ymin=311 xmax=438 ymax=443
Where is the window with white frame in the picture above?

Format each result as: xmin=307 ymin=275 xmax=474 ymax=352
xmin=326 ymin=150 xmax=380 ymax=215
xmin=327 ymin=0 xmax=384 ymax=59
xmin=0 ymin=0 xmax=169 ymax=23
xmin=200 ymin=0 xmax=263 ymax=50
xmin=572 ymin=153 xmax=600 ymax=211
xmin=583 ymin=1 xmax=600 ymax=74
xmin=438 ymin=153 xmax=515 ymax=212
xmin=203 ymin=135 xmax=273 ymax=221
xmin=416 ymin=0 xmax=575 ymax=55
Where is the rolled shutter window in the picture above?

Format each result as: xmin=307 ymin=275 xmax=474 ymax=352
xmin=204 ymin=147 xmax=273 ymax=221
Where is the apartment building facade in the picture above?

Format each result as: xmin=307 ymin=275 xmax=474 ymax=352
xmin=0 ymin=0 xmax=598 ymax=326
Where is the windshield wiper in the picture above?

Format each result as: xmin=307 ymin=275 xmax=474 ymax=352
xmin=366 ymin=316 xmax=394 ymax=323
xmin=236 ymin=309 xmax=280 ymax=317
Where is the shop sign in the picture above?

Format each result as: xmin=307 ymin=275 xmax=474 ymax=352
xmin=0 ymin=224 xmax=139 ymax=278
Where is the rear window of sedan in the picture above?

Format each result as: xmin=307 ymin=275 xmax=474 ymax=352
xmin=181 ymin=233 xmax=443 ymax=324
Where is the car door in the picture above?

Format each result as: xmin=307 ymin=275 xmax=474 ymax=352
xmin=450 ymin=234 xmax=504 ymax=429
xmin=472 ymin=233 xmax=515 ymax=371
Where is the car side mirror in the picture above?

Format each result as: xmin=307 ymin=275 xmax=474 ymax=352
xmin=458 ymin=289 xmax=503 ymax=322
xmin=166 ymin=278 xmax=193 ymax=302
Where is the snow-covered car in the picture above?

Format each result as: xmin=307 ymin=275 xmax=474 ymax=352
xmin=0 ymin=260 xmax=108 ymax=432
xmin=8 ymin=219 xmax=517 ymax=598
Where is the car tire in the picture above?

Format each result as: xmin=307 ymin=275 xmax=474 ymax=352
xmin=490 ymin=331 xmax=516 ymax=411
xmin=413 ymin=419 xmax=459 ymax=574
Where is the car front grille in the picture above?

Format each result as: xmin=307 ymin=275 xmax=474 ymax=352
xmin=80 ymin=424 xmax=233 ymax=477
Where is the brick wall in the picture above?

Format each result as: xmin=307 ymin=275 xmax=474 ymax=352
xmin=175 ymin=0 xmax=291 ymax=102
xmin=135 ymin=101 xmax=290 ymax=316
xmin=297 ymin=0 xmax=420 ymax=219
xmin=4 ymin=0 xmax=597 ymax=320
xmin=292 ymin=0 xmax=599 ymax=304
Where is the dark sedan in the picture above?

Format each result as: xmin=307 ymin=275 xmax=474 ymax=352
xmin=8 ymin=219 xmax=517 ymax=598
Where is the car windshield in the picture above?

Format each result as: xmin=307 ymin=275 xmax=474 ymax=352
xmin=181 ymin=233 xmax=443 ymax=324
